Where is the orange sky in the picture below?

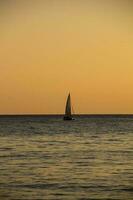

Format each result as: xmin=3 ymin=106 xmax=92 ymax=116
xmin=0 ymin=1 xmax=133 ymax=114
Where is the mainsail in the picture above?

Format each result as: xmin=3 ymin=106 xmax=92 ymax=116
xmin=65 ymin=93 xmax=72 ymax=118
xmin=63 ymin=93 xmax=74 ymax=120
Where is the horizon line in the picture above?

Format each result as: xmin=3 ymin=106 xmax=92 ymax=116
xmin=0 ymin=114 xmax=133 ymax=116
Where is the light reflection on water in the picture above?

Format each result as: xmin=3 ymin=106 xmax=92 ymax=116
xmin=0 ymin=115 xmax=133 ymax=200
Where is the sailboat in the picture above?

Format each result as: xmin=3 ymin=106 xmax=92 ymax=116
xmin=63 ymin=93 xmax=74 ymax=120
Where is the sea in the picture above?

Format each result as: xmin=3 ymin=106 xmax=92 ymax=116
xmin=0 ymin=115 xmax=132 ymax=200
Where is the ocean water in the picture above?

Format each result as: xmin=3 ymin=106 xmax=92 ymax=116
xmin=0 ymin=115 xmax=133 ymax=200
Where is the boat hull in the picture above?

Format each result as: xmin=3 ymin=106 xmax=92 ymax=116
xmin=63 ymin=116 xmax=73 ymax=120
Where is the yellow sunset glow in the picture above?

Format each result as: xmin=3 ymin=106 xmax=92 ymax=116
xmin=0 ymin=1 xmax=133 ymax=114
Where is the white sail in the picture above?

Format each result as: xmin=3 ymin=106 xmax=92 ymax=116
xmin=65 ymin=93 xmax=72 ymax=117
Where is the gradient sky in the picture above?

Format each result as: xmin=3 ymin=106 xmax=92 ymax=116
xmin=0 ymin=1 xmax=133 ymax=114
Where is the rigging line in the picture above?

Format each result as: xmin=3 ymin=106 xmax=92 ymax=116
xmin=70 ymin=92 xmax=75 ymax=115
xmin=71 ymin=103 xmax=75 ymax=115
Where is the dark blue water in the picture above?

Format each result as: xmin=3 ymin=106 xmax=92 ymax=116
xmin=0 ymin=115 xmax=133 ymax=200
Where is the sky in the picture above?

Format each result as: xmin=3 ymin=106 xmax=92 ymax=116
xmin=0 ymin=1 xmax=133 ymax=114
